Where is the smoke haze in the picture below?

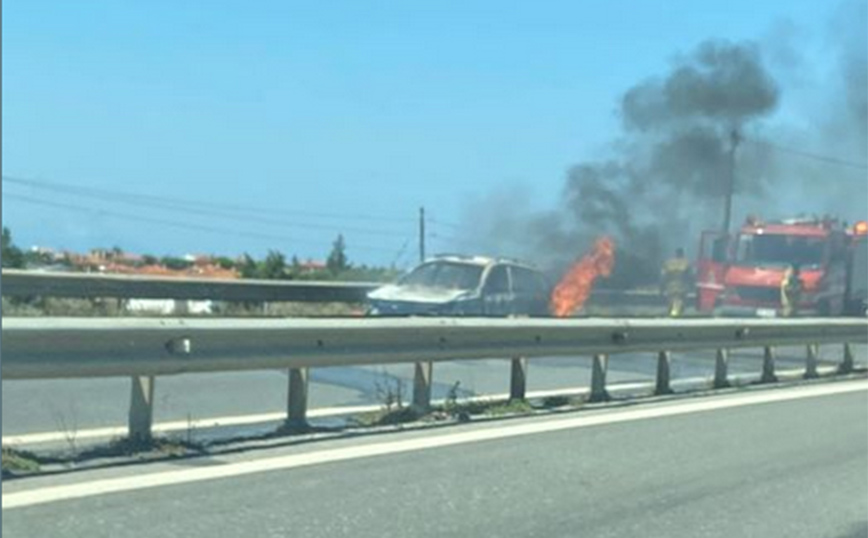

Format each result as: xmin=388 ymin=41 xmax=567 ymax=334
xmin=456 ymin=2 xmax=867 ymax=288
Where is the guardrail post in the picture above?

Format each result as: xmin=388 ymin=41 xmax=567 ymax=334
xmin=589 ymin=354 xmax=610 ymax=402
xmin=286 ymin=368 xmax=309 ymax=428
xmin=412 ymin=361 xmax=433 ymax=410
xmin=655 ymin=351 xmax=673 ymax=395
xmin=760 ymin=346 xmax=777 ymax=383
xmin=839 ymin=343 xmax=855 ymax=374
xmin=173 ymin=300 xmax=189 ymax=315
xmin=128 ymin=375 xmax=155 ymax=442
xmin=510 ymin=357 xmax=528 ymax=401
xmin=714 ymin=349 xmax=730 ymax=388
xmin=804 ymin=344 xmax=820 ymax=379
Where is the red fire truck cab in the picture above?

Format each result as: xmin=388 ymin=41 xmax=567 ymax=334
xmin=696 ymin=216 xmax=859 ymax=317
xmin=845 ymin=221 xmax=868 ymax=315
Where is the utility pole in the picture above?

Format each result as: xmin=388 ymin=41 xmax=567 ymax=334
xmin=419 ymin=206 xmax=426 ymax=263
xmin=722 ymin=127 xmax=741 ymax=234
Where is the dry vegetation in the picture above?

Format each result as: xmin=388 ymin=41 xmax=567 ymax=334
xmin=1 ymin=297 xmax=362 ymax=317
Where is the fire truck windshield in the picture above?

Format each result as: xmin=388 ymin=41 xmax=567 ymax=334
xmin=736 ymin=233 xmax=826 ymax=268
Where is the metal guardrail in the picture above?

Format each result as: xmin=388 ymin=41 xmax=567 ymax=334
xmin=2 ymin=317 xmax=866 ymax=442
xmin=0 ymin=269 xmax=685 ymax=308
xmin=2 ymin=317 xmax=864 ymax=379
xmin=0 ymin=269 xmax=380 ymax=303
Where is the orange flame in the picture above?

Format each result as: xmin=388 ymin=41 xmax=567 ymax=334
xmin=550 ymin=236 xmax=615 ymax=317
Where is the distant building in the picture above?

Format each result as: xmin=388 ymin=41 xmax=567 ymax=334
xmin=33 ymin=247 xmax=240 ymax=279
xmin=298 ymin=259 xmax=326 ymax=272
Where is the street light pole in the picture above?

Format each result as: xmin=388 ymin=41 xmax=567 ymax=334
xmin=419 ymin=206 xmax=426 ymax=263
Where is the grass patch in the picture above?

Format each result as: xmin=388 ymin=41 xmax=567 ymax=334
xmin=437 ymin=398 xmax=535 ymax=419
xmin=2 ymin=297 xmax=124 ymax=317
xmin=374 ymin=407 xmax=423 ymax=425
xmin=2 ymin=447 xmax=41 ymax=474
xmin=484 ymin=399 xmax=534 ymax=416
xmin=443 ymin=400 xmax=490 ymax=416
xmin=4 ymin=436 xmax=207 ymax=477
xmin=350 ymin=398 xmax=535 ymax=428
xmin=541 ymin=395 xmax=574 ymax=408
xmin=212 ymin=301 xmax=363 ymax=317
xmin=351 ymin=406 xmax=423 ymax=427
xmin=75 ymin=436 xmax=205 ymax=460
xmin=1 ymin=296 xmax=363 ymax=318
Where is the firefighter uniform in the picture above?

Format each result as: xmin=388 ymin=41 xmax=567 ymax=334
xmin=780 ymin=267 xmax=802 ymax=317
xmin=661 ymin=255 xmax=691 ymax=317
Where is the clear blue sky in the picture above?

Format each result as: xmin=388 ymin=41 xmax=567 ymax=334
xmin=1 ymin=0 xmax=847 ymax=266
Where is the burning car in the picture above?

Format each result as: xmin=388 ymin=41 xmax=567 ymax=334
xmin=366 ymin=255 xmax=551 ymax=316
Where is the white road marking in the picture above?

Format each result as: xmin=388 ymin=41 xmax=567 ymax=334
xmin=4 ymin=379 xmax=865 ymax=510
xmin=1 ymin=367 xmax=839 ymax=446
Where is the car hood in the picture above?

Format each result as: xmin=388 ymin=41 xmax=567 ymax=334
xmin=367 ymin=285 xmax=473 ymax=304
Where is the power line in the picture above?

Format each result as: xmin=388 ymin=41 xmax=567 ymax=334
xmin=4 ymin=193 xmax=400 ymax=254
xmin=428 ymin=231 xmax=483 ymax=248
xmin=428 ymin=216 xmax=463 ymax=231
xmin=3 ymin=176 xmax=417 ymax=231
xmin=3 ymin=176 xmax=411 ymax=239
xmin=389 ymin=236 xmax=414 ymax=268
xmin=742 ymin=138 xmax=868 ymax=170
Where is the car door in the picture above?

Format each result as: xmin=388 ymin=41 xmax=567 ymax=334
xmin=530 ymin=271 xmax=553 ymax=316
xmin=509 ymin=266 xmax=549 ymax=316
xmin=696 ymin=230 xmax=730 ymax=311
xmin=481 ymin=264 xmax=513 ymax=316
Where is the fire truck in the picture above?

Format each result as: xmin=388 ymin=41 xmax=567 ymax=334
xmin=695 ymin=216 xmax=868 ymax=317
xmin=845 ymin=221 xmax=868 ymax=315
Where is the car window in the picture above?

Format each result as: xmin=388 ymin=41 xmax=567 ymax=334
xmin=533 ymin=273 xmax=551 ymax=295
xmin=400 ymin=261 xmax=483 ymax=290
xmin=484 ymin=265 xmax=510 ymax=293
xmin=510 ymin=266 xmax=541 ymax=293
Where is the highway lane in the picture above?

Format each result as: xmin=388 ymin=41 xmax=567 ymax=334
xmin=3 ymin=345 xmax=862 ymax=447
xmin=3 ymin=380 xmax=866 ymax=538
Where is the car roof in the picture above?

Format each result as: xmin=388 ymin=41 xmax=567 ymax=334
xmin=425 ymin=254 xmax=540 ymax=271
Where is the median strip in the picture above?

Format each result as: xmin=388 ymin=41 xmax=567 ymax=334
xmin=4 ymin=378 xmax=865 ymax=510
xmin=2 ymin=367 xmax=840 ymax=447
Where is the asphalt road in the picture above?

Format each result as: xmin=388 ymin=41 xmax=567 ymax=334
xmin=3 ymin=380 xmax=866 ymax=538
xmin=3 ymin=345 xmax=863 ymax=446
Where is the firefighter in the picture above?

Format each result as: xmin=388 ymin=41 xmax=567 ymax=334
xmin=661 ymin=248 xmax=691 ymax=317
xmin=780 ymin=265 xmax=802 ymax=317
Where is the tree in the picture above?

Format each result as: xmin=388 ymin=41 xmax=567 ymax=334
xmin=284 ymin=255 xmax=302 ymax=279
xmin=326 ymin=234 xmax=349 ymax=274
xmin=1 ymin=227 xmax=24 ymax=268
xmin=215 ymin=256 xmax=236 ymax=270
xmin=239 ymin=254 xmax=258 ymax=278
xmin=161 ymin=256 xmax=192 ymax=271
xmin=258 ymin=250 xmax=286 ymax=279
xmin=23 ymin=250 xmax=52 ymax=267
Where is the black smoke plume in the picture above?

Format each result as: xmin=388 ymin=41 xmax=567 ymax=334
xmin=455 ymin=4 xmax=866 ymax=289
xmin=457 ymin=40 xmax=780 ymax=287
